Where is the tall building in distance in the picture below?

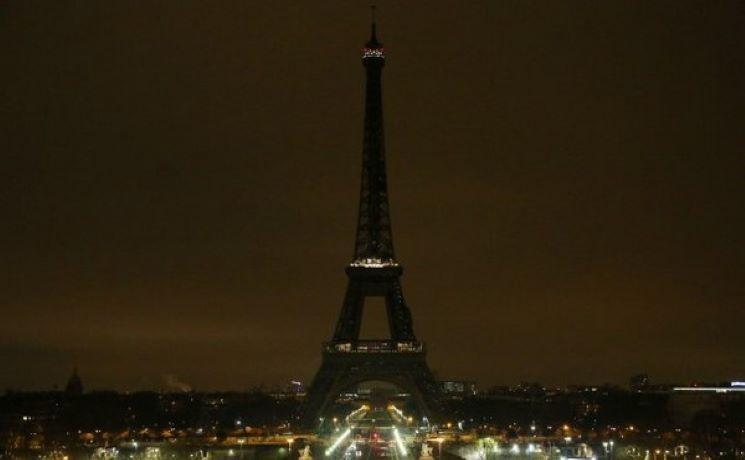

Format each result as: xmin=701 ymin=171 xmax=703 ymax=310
xmin=630 ymin=373 xmax=650 ymax=392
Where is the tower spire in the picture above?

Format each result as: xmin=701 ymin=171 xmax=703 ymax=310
xmin=355 ymin=8 xmax=391 ymax=264
xmin=369 ymin=6 xmax=378 ymax=46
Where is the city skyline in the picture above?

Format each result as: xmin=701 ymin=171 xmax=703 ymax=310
xmin=2 ymin=1 xmax=744 ymax=391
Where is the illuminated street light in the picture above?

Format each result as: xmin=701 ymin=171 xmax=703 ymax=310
xmin=238 ymin=438 xmax=246 ymax=459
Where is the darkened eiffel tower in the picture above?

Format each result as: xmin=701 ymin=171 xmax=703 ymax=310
xmin=301 ymin=17 xmax=441 ymax=428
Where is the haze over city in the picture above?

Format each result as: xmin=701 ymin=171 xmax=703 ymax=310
xmin=2 ymin=1 xmax=743 ymax=392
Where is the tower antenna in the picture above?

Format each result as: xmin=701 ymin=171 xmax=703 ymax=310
xmin=370 ymin=5 xmax=377 ymax=42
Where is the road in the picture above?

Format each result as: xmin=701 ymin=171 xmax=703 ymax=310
xmin=324 ymin=406 xmax=416 ymax=460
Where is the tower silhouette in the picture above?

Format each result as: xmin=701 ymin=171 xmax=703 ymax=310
xmin=301 ymin=18 xmax=441 ymax=428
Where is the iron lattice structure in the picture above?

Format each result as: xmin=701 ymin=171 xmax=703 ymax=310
xmin=301 ymin=23 xmax=441 ymax=428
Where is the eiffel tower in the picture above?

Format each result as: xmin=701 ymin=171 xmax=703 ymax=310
xmin=301 ymin=18 xmax=441 ymax=428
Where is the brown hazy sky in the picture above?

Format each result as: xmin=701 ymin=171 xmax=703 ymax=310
xmin=1 ymin=1 xmax=744 ymax=392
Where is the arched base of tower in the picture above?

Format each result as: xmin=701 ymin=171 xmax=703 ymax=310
xmin=300 ymin=345 xmax=442 ymax=430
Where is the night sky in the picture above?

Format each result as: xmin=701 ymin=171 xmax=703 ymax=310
xmin=2 ymin=1 xmax=744 ymax=392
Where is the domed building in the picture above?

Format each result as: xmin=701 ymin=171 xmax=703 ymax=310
xmin=64 ymin=367 xmax=83 ymax=396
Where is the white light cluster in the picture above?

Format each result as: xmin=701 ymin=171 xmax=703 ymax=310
xmin=325 ymin=428 xmax=352 ymax=457
xmin=393 ymin=428 xmax=407 ymax=456
xmin=349 ymin=258 xmax=398 ymax=268
xmin=363 ymin=48 xmax=384 ymax=59
xmin=674 ymin=386 xmax=745 ymax=393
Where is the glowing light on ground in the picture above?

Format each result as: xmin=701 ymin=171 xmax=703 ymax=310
xmin=345 ymin=405 xmax=369 ymax=423
xmin=393 ymin=428 xmax=407 ymax=456
xmin=325 ymin=428 xmax=352 ymax=457
xmin=387 ymin=404 xmax=406 ymax=423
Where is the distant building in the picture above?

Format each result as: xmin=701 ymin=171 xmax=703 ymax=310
xmin=630 ymin=373 xmax=650 ymax=392
xmin=64 ymin=367 xmax=83 ymax=396
xmin=440 ymin=380 xmax=477 ymax=397
xmin=669 ymin=381 xmax=745 ymax=426
xmin=672 ymin=380 xmax=745 ymax=395
xmin=286 ymin=380 xmax=305 ymax=395
xmin=271 ymin=380 xmax=306 ymax=399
